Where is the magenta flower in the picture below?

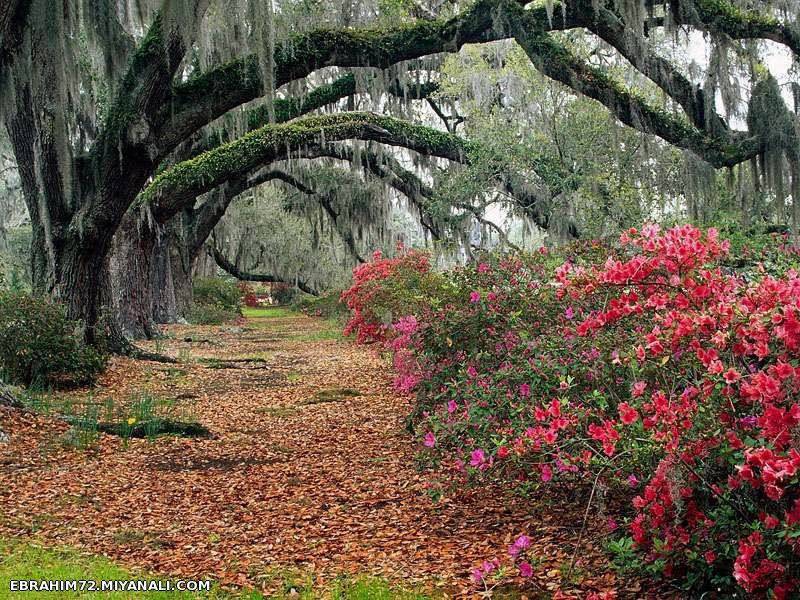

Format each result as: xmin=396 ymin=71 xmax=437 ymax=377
xmin=470 ymin=291 xmax=481 ymax=303
xmin=565 ymin=306 xmax=575 ymax=319
xmin=518 ymin=561 xmax=533 ymax=577
xmin=423 ymin=431 xmax=436 ymax=448
xmin=627 ymin=473 xmax=639 ymax=487
xmin=470 ymin=448 xmax=486 ymax=467
xmin=515 ymin=534 xmax=531 ymax=549
xmin=447 ymin=399 xmax=457 ymax=413
xmin=519 ymin=383 xmax=530 ymax=397
xmin=467 ymin=365 xmax=478 ymax=378
xmin=541 ymin=464 xmax=552 ymax=482
xmin=477 ymin=262 xmax=490 ymax=273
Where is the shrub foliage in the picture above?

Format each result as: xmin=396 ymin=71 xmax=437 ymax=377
xmin=0 ymin=291 xmax=106 ymax=387
xmin=343 ymin=226 xmax=800 ymax=597
xmin=187 ymin=277 xmax=243 ymax=324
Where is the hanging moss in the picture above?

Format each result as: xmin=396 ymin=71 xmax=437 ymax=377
xmin=747 ymin=74 xmax=799 ymax=226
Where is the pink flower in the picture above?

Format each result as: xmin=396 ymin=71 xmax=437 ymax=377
xmin=607 ymin=517 xmax=618 ymax=531
xmin=470 ymin=291 xmax=481 ymax=303
xmin=423 ymin=431 xmax=436 ymax=448
xmin=515 ymin=535 xmax=531 ymax=549
xmin=519 ymin=383 xmax=530 ymax=397
xmin=565 ymin=306 xmax=575 ymax=319
xmin=627 ymin=473 xmax=639 ymax=487
xmin=447 ymin=400 xmax=457 ymax=413
xmin=541 ymin=464 xmax=552 ymax=482
xmin=477 ymin=262 xmax=490 ymax=273
xmin=470 ymin=449 xmax=486 ymax=467
xmin=518 ymin=561 xmax=533 ymax=577
xmin=467 ymin=365 xmax=478 ymax=377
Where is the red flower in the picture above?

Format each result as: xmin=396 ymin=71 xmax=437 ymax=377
xmin=723 ymin=368 xmax=741 ymax=384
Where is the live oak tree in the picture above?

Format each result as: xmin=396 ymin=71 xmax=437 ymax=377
xmin=0 ymin=0 xmax=798 ymax=346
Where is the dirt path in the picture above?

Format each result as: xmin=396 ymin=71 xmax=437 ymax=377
xmin=0 ymin=310 xmax=640 ymax=598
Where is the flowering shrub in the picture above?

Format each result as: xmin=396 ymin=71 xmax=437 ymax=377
xmin=271 ymin=282 xmax=296 ymax=305
xmin=341 ymin=247 xmax=447 ymax=345
xmin=345 ymin=225 xmax=800 ymax=597
xmin=238 ymin=282 xmax=258 ymax=307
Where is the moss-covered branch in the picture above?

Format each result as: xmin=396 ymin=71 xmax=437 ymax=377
xmin=143 ymin=111 xmax=471 ymax=222
xmin=503 ymin=2 xmax=762 ymax=167
xmin=169 ymin=72 xmax=440 ymax=168
xmin=80 ymin=2 xmax=209 ymax=241
xmin=157 ymin=0 xmax=577 ymax=152
xmin=674 ymin=0 xmax=800 ymax=58
xmin=568 ymin=0 xmax=727 ymax=134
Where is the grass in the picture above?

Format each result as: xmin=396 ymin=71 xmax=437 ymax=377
xmin=254 ymin=406 xmax=297 ymax=418
xmin=242 ymin=307 xmax=345 ymax=342
xmin=242 ymin=306 xmax=294 ymax=319
xmin=292 ymin=324 xmax=342 ymax=342
xmin=0 ymin=538 xmax=258 ymax=599
xmin=300 ymin=388 xmax=361 ymax=405
xmin=0 ymin=538 xmax=432 ymax=599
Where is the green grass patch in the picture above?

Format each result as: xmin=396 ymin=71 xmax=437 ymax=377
xmin=292 ymin=326 xmax=342 ymax=342
xmin=242 ymin=306 xmax=294 ymax=319
xmin=301 ymin=388 xmax=361 ymax=405
xmin=331 ymin=576 xmax=431 ymax=600
xmin=0 ymin=538 xmax=433 ymax=599
xmin=0 ymin=538 xmax=259 ymax=599
xmin=254 ymin=406 xmax=297 ymax=418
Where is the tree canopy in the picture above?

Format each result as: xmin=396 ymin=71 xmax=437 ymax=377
xmin=0 ymin=0 xmax=798 ymax=341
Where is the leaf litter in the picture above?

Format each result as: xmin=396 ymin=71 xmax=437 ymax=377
xmin=0 ymin=311 xmax=663 ymax=598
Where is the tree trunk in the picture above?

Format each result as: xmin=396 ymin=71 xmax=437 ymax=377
xmin=170 ymin=236 xmax=195 ymax=319
xmin=109 ymin=210 xmax=159 ymax=339
xmin=151 ymin=222 xmax=179 ymax=324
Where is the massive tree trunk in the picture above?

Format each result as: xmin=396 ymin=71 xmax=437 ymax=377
xmin=109 ymin=210 xmax=160 ymax=339
xmin=1 ymin=0 xmax=208 ymax=346
xmin=151 ymin=221 xmax=179 ymax=324
xmin=169 ymin=215 xmax=199 ymax=319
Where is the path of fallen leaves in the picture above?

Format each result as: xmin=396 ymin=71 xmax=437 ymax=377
xmin=0 ymin=311 xmax=661 ymax=598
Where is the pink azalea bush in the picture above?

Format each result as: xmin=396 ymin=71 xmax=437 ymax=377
xmin=344 ymin=226 xmax=800 ymax=597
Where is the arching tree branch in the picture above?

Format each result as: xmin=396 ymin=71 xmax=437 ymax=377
xmin=210 ymin=245 xmax=319 ymax=296
xmin=143 ymin=112 xmax=471 ymax=222
xmin=172 ymin=72 xmax=441 ymax=167
xmin=157 ymin=0 xmax=578 ymax=150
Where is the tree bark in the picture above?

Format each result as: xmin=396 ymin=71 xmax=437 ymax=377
xmin=151 ymin=221 xmax=179 ymax=324
xmin=109 ymin=210 xmax=159 ymax=339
